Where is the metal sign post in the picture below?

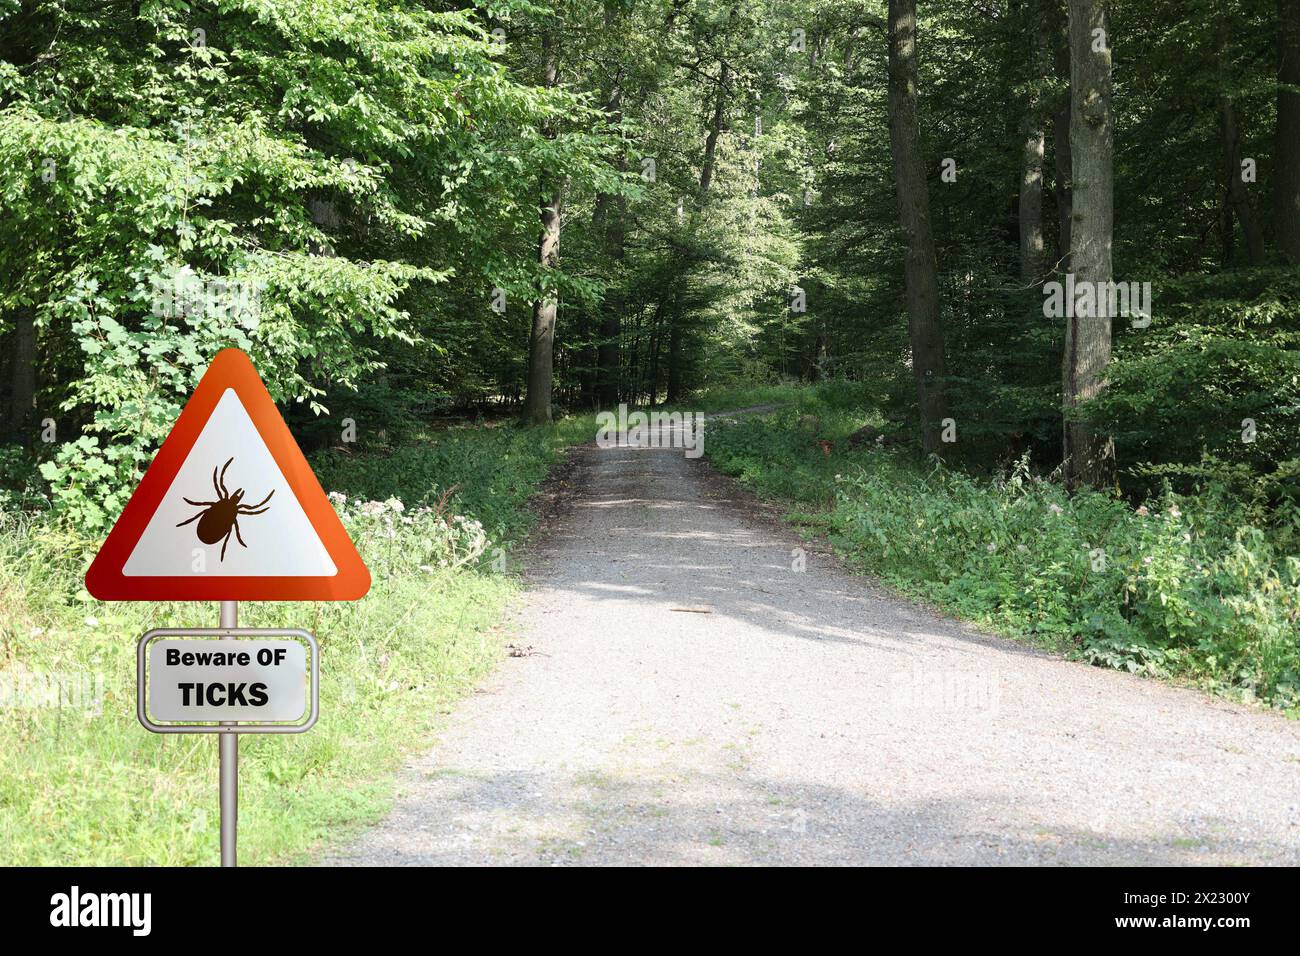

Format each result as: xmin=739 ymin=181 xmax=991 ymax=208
xmin=219 ymin=600 xmax=238 ymax=867
xmin=135 ymin=625 xmax=319 ymax=865
xmin=89 ymin=350 xmax=369 ymax=867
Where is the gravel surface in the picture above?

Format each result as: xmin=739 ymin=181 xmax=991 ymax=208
xmin=330 ymin=420 xmax=1300 ymax=866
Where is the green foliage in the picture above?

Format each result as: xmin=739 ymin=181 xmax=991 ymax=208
xmin=1083 ymin=268 xmax=1300 ymax=507
xmin=0 ymin=419 xmax=576 ymax=864
xmin=312 ymin=413 xmax=596 ymax=547
xmin=0 ymin=442 xmax=43 ymax=510
xmin=763 ymin=0 xmax=1296 ymax=480
xmin=0 ymin=0 xmax=620 ymax=526
xmin=707 ymin=387 xmax=1300 ymax=709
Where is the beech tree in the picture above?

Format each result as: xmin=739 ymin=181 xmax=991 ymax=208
xmin=1062 ymin=0 xmax=1114 ymax=490
xmin=886 ymin=0 xmax=947 ymax=453
xmin=1020 ymin=3 xmax=1051 ymax=285
xmin=1278 ymin=0 xmax=1300 ymax=263
xmin=524 ymin=30 xmax=564 ymax=426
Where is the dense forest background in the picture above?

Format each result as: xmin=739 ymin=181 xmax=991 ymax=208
xmin=1 ymin=0 xmax=1297 ymax=518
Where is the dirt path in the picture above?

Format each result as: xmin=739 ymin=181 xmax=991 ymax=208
xmin=330 ymin=420 xmax=1300 ymax=866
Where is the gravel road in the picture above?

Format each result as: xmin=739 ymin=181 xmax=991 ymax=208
xmin=330 ymin=417 xmax=1300 ymax=866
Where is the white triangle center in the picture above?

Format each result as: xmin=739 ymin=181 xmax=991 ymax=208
xmin=123 ymin=389 xmax=338 ymax=578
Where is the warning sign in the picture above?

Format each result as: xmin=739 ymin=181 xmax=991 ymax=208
xmin=85 ymin=349 xmax=369 ymax=601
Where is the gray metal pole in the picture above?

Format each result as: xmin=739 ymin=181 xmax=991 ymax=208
xmin=219 ymin=599 xmax=238 ymax=867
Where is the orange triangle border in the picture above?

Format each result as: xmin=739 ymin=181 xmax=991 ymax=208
xmin=85 ymin=349 xmax=371 ymax=601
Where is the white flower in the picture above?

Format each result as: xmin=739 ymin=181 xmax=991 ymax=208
xmin=1049 ymin=503 xmax=1063 ymax=516
xmin=84 ymin=616 xmax=99 ymax=628
xmin=1168 ymin=505 xmax=1182 ymax=519
xmin=30 ymin=626 xmax=44 ymax=637
xmin=327 ymin=491 xmax=347 ymax=505
xmin=385 ymin=497 xmax=405 ymax=513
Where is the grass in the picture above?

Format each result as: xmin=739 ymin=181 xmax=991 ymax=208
xmin=0 ymin=412 xmax=595 ymax=865
xmin=311 ymin=413 xmax=598 ymax=549
xmin=669 ymin=381 xmax=803 ymax=413
xmin=11 ymin=376 xmax=1293 ymax=863
xmin=702 ymin=382 xmax=1300 ymax=711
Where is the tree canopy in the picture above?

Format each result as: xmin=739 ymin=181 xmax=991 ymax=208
xmin=2 ymin=0 xmax=1297 ymax=524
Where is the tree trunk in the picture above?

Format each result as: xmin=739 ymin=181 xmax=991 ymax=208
xmin=665 ymin=61 xmax=729 ymax=404
xmin=523 ymin=34 xmax=562 ymax=426
xmin=1020 ymin=7 xmax=1050 ymax=284
xmin=887 ymin=0 xmax=948 ymax=454
xmin=595 ymin=193 xmax=625 ymax=408
xmin=628 ymin=305 xmax=644 ymax=403
xmin=8 ymin=307 xmax=36 ymax=441
xmin=698 ymin=67 xmax=728 ymax=198
xmin=664 ymin=320 xmax=681 ymax=404
xmin=595 ymin=86 xmax=626 ymax=409
xmin=649 ymin=302 xmax=664 ymax=404
xmin=524 ymin=188 xmax=562 ymax=425
xmin=1062 ymin=0 xmax=1115 ymax=490
xmin=1052 ymin=0 xmax=1073 ymax=271
xmin=1219 ymin=189 xmax=1237 ymax=264
xmin=1278 ymin=0 xmax=1300 ymax=263
xmin=1221 ymin=94 xmax=1264 ymax=265
xmin=1217 ymin=21 xmax=1264 ymax=267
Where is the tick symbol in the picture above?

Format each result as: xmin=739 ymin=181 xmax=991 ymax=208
xmin=176 ymin=457 xmax=274 ymax=561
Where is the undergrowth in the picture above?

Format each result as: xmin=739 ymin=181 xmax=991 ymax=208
xmin=706 ymin=383 xmax=1300 ymax=710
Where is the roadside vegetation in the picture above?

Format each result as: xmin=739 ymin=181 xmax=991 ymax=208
xmin=706 ymin=382 xmax=1300 ymax=712
xmin=0 ymin=416 xmax=592 ymax=865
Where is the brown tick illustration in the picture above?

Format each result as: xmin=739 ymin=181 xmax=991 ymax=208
xmin=176 ymin=457 xmax=275 ymax=561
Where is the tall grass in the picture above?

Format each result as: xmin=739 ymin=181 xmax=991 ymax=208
xmin=0 ymin=416 xmax=592 ymax=864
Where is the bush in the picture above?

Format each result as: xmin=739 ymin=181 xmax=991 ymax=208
xmin=707 ymin=391 xmax=1300 ymax=709
xmin=0 ymin=416 xmax=584 ymax=863
xmin=1083 ymin=268 xmax=1300 ymax=506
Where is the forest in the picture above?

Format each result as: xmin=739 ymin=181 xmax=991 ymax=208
xmin=3 ymin=0 xmax=1298 ymax=496
xmin=0 ymin=0 xmax=1298 ymax=865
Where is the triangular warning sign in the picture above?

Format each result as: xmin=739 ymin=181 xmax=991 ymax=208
xmin=86 ymin=349 xmax=370 ymax=601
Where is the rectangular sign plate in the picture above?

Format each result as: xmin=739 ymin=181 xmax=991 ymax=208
xmin=137 ymin=628 xmax=318 ymax=734
xmin=150 ymin=639 xmax=305 ymax=721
